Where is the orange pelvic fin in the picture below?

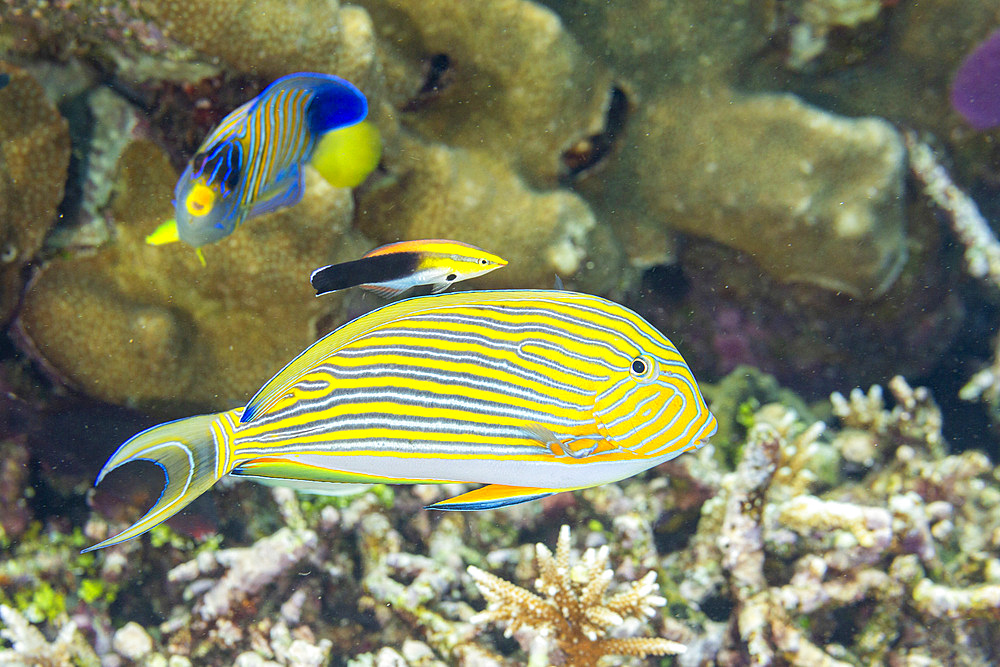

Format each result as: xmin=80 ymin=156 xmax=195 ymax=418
xmin=425 ymin=484 xmax=562 ymax=511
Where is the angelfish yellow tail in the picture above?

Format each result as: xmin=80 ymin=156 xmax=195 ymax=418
xmin=83 ymin=409 xmax=240 ymax=552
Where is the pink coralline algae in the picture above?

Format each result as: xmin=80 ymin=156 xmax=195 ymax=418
xmin=950 ymin=28 xmax=1000 ymax=130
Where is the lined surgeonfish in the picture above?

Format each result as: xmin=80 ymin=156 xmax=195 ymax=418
xmin=162 ymin=72 xmax=368 ymax=250
xmin=310 ymin=239 xmax=508 ymax=298
xmin=83 ymin=290 xmax=717 ymax=552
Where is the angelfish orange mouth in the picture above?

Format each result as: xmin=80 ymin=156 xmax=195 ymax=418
xmin=186 ymin=183 xmax=217 ymax=216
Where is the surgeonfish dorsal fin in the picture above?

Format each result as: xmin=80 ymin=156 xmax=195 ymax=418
xmin=242 ymin=293 xmax=460 ymax=423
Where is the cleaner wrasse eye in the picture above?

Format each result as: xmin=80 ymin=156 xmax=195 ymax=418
xmin=84 ymin=290 xmax=716 ymax=552
xmin=310 ymin=239 xmax=508 ymax=298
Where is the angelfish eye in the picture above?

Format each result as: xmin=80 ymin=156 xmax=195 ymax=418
xmin=479 ymin=258 xmax=489 ymax=265
xmin=446 ymin=273 xmax=457 ymax=281
xmin=629 ymin=354 xmax=657 ymax=382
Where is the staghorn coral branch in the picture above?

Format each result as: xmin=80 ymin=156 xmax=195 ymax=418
xmin=467 ymin=525 xmax=681 ymax=666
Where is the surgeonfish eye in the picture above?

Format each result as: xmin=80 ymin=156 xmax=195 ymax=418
xmin=629 ymin=354 xmax=658 ymax=383
xmin=186 ymin=183 xmax=217 ymax=217
xmin=480 ymin=258 xmax=489 ymax=265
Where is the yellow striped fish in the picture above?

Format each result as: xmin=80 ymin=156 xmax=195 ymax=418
xmin=172 ymin=72 xmax=367 ymax=248
xmin=310 ymin=239 xmax=508 ymax=298
xmin=84 ymin=290 xmax=716 ymax=552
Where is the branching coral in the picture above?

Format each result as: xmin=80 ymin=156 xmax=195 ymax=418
xmin=467 ymin=524 xmax=683 ymax=667
xmin=830 ymin=375 xmax=945 ymax=459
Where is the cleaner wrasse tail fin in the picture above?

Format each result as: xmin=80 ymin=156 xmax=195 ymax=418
xmin=83 ymin=411 xmax=236 ymax=553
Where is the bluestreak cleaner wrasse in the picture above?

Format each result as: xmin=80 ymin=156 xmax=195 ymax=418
xmin=172 ymin=72 xmax=367 ymax=248
xmin=83 ymin=290 xmax=717 ymax=552
xmin=310 ymin=239 xmax=508 ymax=298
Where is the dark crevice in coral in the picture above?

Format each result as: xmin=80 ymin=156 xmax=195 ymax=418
xmin=653 ymin=510 xmax=700 ymax=553
xmin=402 ymin=53 xmax=454 ymax=111
xmin=642 ymin=263 xmax=691 ymax=305
xmin=53 ymin=91 xmax=95 ymax=232
xmin=558 ymin=84 xmax=629 ymax=184
xmin=700 ymin=593 xmax=733 ymax=623
xmin=910 ymin=273 xmax=1000 ymax=459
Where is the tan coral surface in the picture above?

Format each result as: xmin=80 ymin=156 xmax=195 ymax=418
xmin=17 ymin=141 xmax=366 ymax=408
xmin=0 ymin=63 xmax=70 ymax=323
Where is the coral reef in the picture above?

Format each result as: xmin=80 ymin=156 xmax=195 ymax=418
xmin=0 ymin=62 xmax=71 ymax=324
xmin=2 ymin=2 xmax=1000 ymax=666
xmin=467 ymin=524 xmax=683 ymax=666
xmin=361 ymin=0 xmax=615 ymax=188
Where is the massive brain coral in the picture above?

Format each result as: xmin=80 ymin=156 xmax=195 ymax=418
xmin=0 ymin=63 xmax=70 ymax=323
xmin=357 ymin=135 xmax=629 ymax=295
xmin=361 ymin=0 xmax=616 ymax=188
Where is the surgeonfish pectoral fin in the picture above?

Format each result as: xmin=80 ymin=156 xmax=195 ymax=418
xmin=425 ymin=484 xmax=560 ymax=511
xmin=146 ymin=219 xmax=181 ymax=246
xmin=82 ymin=412 xmax=229 ymax=553
xmin=517 ymin=424 xmax=602 ymax=458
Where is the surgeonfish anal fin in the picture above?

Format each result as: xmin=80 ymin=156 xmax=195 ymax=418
xmin=82 ymin=411 xmax=231 ymax=553
xmin=425 ymin=484 xmax=559 ymax=511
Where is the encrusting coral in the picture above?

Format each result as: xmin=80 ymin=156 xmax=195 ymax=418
xmin=467 ymin=524 xmax=684 ymax=667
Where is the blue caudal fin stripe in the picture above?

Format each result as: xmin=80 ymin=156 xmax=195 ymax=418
xmin=426 ymin=492 xmax=555 ymax=511
xmin=306 ymin=78 xmax=368 ymax=134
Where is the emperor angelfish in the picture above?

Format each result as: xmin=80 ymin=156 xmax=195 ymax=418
xmin=84 ymin=290 xmax=717 ymax=552
xmin=173 ymin=72 xmax=367 ymax=247
xmin=310 ymin=239 xmax=508 ymax=298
